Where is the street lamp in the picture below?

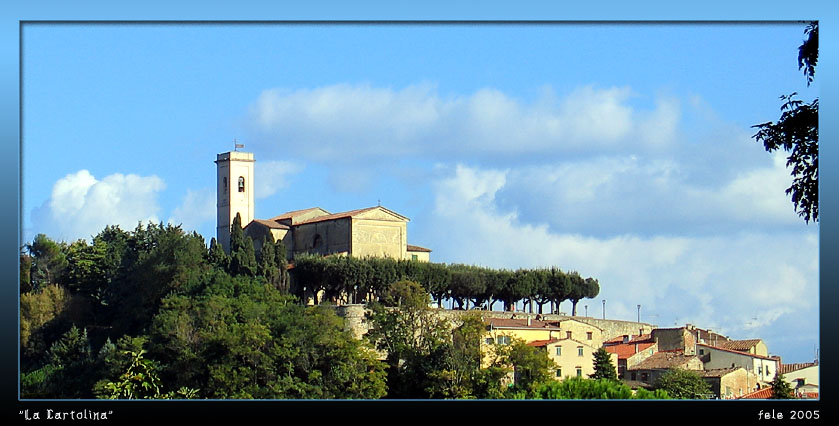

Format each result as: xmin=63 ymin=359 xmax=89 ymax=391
xmin=602 ymin=299 xmax=606 ymax=319
xmin=584 ymin=305 xmax=588 ymax=317
xmin=637 ymin=304 xmax=641 ymax=323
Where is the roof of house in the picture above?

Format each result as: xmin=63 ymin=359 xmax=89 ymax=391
xmin=248 ymin=219 xmax=290 ymax=230
xmin=697 ymin=343 xmax=777 ymax=361
xmin=629 ymin=351 xmax=700 ymax=371
xmin=738 ymin=387 xmax=773 ymax=399
xmin=527 ymin=339 xmax=561 ymax=347
xmin=603 ymin=342 xmax=656 ymax=360
xmin=701 ymin=367 xmax=744 ymax=378
xmin=604 ymin=334 xmax=654 ymax=345
xmin=407 ymin=244 xmax=432 ymax=252
xmin=714 ymin=339 xmax=763 ymax=352
xmin=780 ymin=362 xmax=818 ymax=375
xmin=487 ymin=318 xmax=561 ymax=330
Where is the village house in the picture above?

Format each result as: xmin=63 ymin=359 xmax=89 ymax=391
xmin=701 ymin=367 xmax=759 ymax=399
xmin=603 ymin=333 xmax=657 ymax=378
xmin=528 ymin=338 xmax=617 ymax=380
xmin=625 ymin=350 xmax=704 ymax=387
xmin=697 ymin=343 xmax=779 ymax=386
xmin=780 ymin=362 xmax=819 ymax=398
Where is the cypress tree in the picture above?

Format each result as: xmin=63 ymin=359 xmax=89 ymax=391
xmin=589 ymin=347 xmax=618 ymax=381
xmin=229 ymin=213 xmax=257 ymax=276
xmin=207 ymin=237 xmax=229 ymax=271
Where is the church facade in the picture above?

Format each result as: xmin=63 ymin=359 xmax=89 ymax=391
xmin=215 ymin=150 xmax=430 ymax=261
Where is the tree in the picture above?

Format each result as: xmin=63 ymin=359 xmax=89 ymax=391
xmin=770 ymin=373 xmax=794 ymax=399
xmin=653 ymin=368 xmax=712 ymax=399
xmin=228 ymin=213 xmax=257 ymax=276
xmin=492 ymin=338 xmax=556 ymax=395
xmin=528 ymin=376 xmax=670 ymax=399
xmin=753 ymin=22 xmax=818 ymax=223
xmin=26 ymin=234 xmax=69 ymax=291
xmin=589 ymin=347 xmax=617 ymax=381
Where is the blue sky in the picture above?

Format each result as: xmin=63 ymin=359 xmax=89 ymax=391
xmin=21 ymin=22 xmax=819 ymax=363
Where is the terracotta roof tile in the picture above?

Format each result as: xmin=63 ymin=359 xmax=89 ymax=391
xmin=604 ymin=342 xmax=655 ymax=360
xmin=407 ymin=244 xmax=432 ymax=252
xmin=527 ymin=339 xmax=561 ymax=347
xmin=701 ymin=367 xmax=742 ymax=378
xmin=738 ymin=388 xmax=773 ymax=399
xmin=629 ymin=352 xmax=700 ymax=371
xmin=697 ymin=343 xmax=777 ymax=361
xmin=780 ymin=362 xmax=818 ymax=375
xmin=714 ymin=339 xmax=763 ymax=352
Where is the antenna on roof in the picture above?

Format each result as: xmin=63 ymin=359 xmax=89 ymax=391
xmin=234 ymin=138 xmax=244 ymax=151
xmin=378 ymin=199 xmax=381 ymax=207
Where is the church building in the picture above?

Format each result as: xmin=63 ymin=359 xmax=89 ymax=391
xmin=215 ymin=150 xmax=431 ymax=262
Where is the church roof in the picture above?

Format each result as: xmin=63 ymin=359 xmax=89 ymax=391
xmin=249 ymin=219 xmax=290 ymax=230
xmin=407 ymin=244 xmax=432 ymax=252
xmin=269 ymin=207 xmax=331 ymax=222
xmin=294 ymin=206 xmax=409 ymax=225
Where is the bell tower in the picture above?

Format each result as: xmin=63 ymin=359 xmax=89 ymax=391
xmin=215 ymin=150 xmax=255 ymax=252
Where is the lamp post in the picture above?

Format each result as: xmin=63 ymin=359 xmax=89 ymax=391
xmin=584 ymin=305 xmax=588 ymax=317
xmin=602 ymin=299 xmax=606 ymax=319
xmin=637 ymin=304 xmax=641 ymax=323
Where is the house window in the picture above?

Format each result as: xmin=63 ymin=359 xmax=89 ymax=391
xmin=556 ymin=347 xmax=562 ymax=356
xmin=699 ymin=349 xmax=704 ymax=355
xmin=631 ymin=372 xmax=637 ymax=381
xmin=485 ymin=338 xmax=494 ymax=345
xmin=556 ymin=368 xmax=562 ymax=378
xmin=566 ymin=331 xmax=572 ymax=339
xmin=587 ymin=332 xmax=593 ymax=340
xmin=411 ymin=254 xmax=418 ymax=261
xmin=641 ymin=373 xmax=649 ymax=382
xmin=238 ymin=176 xmax=245 ymax=192
xmin=576 ymin=368 xmax=582 ymax=377
xmin=497 ymin=336 xmax=511 ymax=345
xmin=313 ymin=234 xmax=323 ymax=249
xmin=577 ymin=346 xmax=584 ymax=357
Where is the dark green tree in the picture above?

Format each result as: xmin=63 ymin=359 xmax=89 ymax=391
xmin=589 ymin=347 xmax=618 ymax=381
xmin=26 ymin=234 xmax=69 ymax=291
xmin=753 ymin=22 xmax=819 ymax=223
xmin=493 ymin=338 xmax=555 ymax=395
xmin=228 ymin=213 xmax=257 ymax=276
xmin=653 ymin=368 xmax=712 ymax=399
xmin=770 ymin=373 xmax=794 ymax=399
xmin=207 ymin=237 xmax=229 ymax=271
xmin=528 ymin=376 xmax=670 ymax=399
xmin=20 ymin=252 xmax=32 ymax=293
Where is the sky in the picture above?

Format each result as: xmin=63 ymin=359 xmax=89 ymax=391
xmin=20 ymin=22 xmax=819 ymax=363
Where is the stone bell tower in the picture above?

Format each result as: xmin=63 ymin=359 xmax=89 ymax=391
xmin=215 ymin=150 xmax=254 ymax=253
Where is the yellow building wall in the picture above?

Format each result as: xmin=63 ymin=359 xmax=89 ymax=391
xmin=407 ymin=250 xmax=430 ymax=262
xmin=547 ymin=340 xmax=615 ymax=380
xmin=351 ymin=218 xmax=406 ymax=259
xmin=555 ymin=319 xmax=604 ymax=347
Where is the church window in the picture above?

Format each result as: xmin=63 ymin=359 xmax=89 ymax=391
xmin=223 ymin=177 xmax=228 ymax=192
xmin=313 ymin=234 xmax=323 ymax=249
xmin=238 ymin=176 xmax=245 ymax=192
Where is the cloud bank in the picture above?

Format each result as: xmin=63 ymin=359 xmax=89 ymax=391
xmin=30 ymin=170 xmax=165 ymax=242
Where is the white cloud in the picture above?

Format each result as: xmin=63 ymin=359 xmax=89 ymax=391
xmin=428 ymin=164 xmax=818 ymax=355
xmin=254 ymin=160 xmax=303 ymax=199
xmin=168 ymin=188 xmax=215 ymax=233
xmin=30 ymin=170 xmax=165 ymax=242
xmin=248 ymin=83 xmax=681 ymax=161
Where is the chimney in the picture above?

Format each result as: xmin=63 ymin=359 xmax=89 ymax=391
xmin=622 ymin=335 xmax=629 ymax=343
xmin=527 ymin=316 xmax=532 ymax=326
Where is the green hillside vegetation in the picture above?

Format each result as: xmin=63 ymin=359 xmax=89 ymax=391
xmin=20 ymin=219 xmax=608 ymax=400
